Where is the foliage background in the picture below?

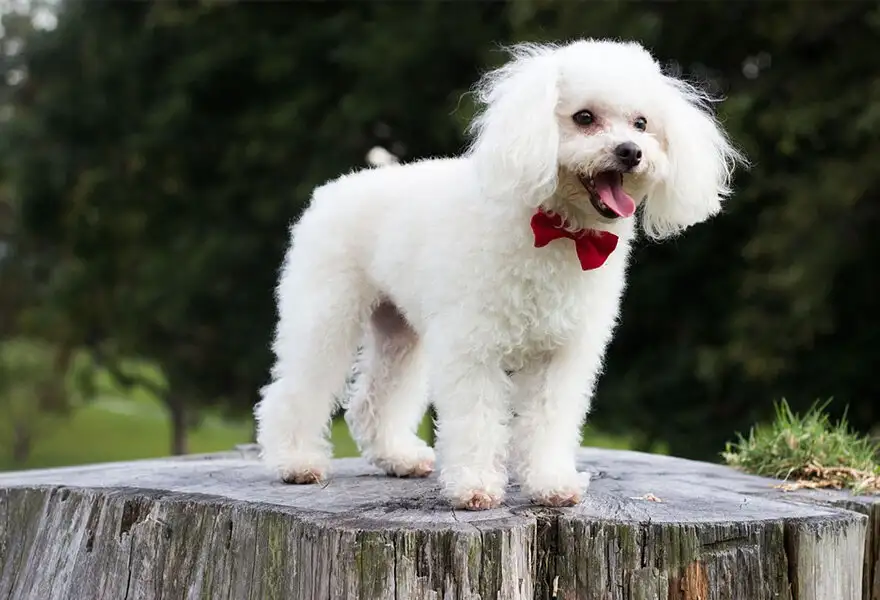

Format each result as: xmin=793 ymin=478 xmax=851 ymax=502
xmin=1 ymin=0 xmax=877 ymax=467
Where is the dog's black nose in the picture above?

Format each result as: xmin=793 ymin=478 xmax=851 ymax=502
xmin=614 ymin=142 xmax=642 ymax=169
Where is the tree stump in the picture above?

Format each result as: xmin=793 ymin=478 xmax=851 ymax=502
xmin=1 ymin=445 xmax=877 ymax=600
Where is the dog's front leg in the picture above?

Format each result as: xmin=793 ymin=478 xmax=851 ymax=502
xmin=510 ymin=341 xmax=598 ymax=507
xmin=429 ymin=346 xmax=512 ymax=510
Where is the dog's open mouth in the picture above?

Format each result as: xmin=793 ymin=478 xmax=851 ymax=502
xmin=578 ymin=171 xmax=637 ymax=219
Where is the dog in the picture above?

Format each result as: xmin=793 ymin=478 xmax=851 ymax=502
xmin=254 ymin=39 xmax=744 ymax=510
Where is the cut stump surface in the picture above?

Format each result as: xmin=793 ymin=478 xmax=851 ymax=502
xmin=1 ymin=446 xmax=877 ymax=600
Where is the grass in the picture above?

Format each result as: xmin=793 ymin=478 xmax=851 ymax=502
xmin=722 ymin=399 xmax=880 ymax=494
xmin=0 ymin=391 xmax=652 ymax=471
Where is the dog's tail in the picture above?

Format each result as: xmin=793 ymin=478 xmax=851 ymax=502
xmin=365 ymin=146 xmax=399 ymax=168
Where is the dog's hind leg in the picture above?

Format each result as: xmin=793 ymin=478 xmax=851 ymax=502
xmin=344 ymin=302 xmax=434 ymax=477
xmin=255 ymin=230 xmax=376 ymax=484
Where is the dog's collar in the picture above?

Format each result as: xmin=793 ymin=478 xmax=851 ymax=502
xmin=530 ymin=210 xmax=618 ymax=270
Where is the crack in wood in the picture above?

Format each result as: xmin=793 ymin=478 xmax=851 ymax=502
xmin=534 ymin=513 xmax=558 ymax=600
xmin=699 ymin=534 xmax=752 ymax=554
xmin=119 ymin=498 xmax=149 ymax=539
xmin=477 ymin=526 xmax=487 ymax=600
xmin=783 ymin=525 xmax=797 ymax=600
xmin=122 ymin=535 xmax=134 ymax=600
xmin=224 ymin=519 xmax=233 ymax=550
xmin=871 ymin=504 xmax=880 ymax=600
xmin=391 ymin=533 xmax=398 ymax=600
xmin=0 ymin=490 xmax=6 ymax=591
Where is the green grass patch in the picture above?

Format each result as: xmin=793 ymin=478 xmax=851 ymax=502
xmin=722 ymin=399 xmax=879 ymax=494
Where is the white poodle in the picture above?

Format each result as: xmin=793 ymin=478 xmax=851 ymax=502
xmin=254 ymin=39 xmax=744 ymax=510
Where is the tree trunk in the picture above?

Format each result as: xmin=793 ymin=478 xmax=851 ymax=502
xmin=1 ymin=446 xmax=876 ymax=600
xmin=10 ymin=423 xmax=31 ymax=465
xmin=167 ymin=395 xmax=188 ymax=456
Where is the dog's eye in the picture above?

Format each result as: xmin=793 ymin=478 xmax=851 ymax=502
xmin=633 ymin=116 xmax=648 ymax=131
xmin=572 ymin=110 xmax=595 ymax=126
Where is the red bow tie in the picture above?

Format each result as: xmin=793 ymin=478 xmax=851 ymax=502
xmin=530 ymin=210 xmax=619 ymax=270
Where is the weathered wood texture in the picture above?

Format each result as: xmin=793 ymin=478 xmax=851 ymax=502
xmin=0 ymin=446 xmax=876 ymax=600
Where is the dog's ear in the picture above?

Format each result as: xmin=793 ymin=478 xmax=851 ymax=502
xmin=467 ymin=44 xmax=560 ymax=206
xmin=641 ymin=78 xmax=746 ymax=239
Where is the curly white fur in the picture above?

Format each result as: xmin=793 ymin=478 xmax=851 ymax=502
xmin=254 ymin=38 xmax=744 ymax=510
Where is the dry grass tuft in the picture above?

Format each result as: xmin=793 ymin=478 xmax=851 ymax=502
xmin=722 ymin=399 xmax=879 ymax=494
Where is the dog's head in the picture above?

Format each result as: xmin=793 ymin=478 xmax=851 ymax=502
xmin=468 ymin=39 xmax=745 ymax=238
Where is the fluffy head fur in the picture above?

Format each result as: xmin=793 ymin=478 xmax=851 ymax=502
xmin=254 ymin=38 xmax=745 ymax=512
xmin=468 ymin=39 xmax=745 ymax=237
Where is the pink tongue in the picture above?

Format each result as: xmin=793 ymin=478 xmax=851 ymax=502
xmin=594 ymin=172 xmax=636 ymax=218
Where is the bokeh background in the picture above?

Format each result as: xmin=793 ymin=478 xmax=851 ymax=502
xmin=1 ymin=0 xmax=878 ymax=471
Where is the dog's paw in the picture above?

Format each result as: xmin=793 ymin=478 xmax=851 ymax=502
xmin=394 ymin=457 xmax=435 ymax=478
xmin=280 ymin=467 xmax=326 ymax=485
xmin=375 ymin=449 xmax=436 ymax=478
xmin=451 ymin=489 xmax=503 ymax=511
xmin=533 ymin=489 xmax=582 ymax=507
xmin=369 ymin=440 xmax=436 ymax=478
xmin=265 ymin=450 xmax=331 ymax=485
xmin=442 ymin=467 xmax=507 ymax=510
xmin=258 ymin=433 xmax=332 ymax=486
xmin=524 ymin=470 xmax=590 ymax=507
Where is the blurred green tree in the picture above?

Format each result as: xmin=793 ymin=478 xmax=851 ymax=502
xmin=2 ymin=0 xmax=507 ymax=454
xmin=4 ymin=0 xmax=878 ymax=460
